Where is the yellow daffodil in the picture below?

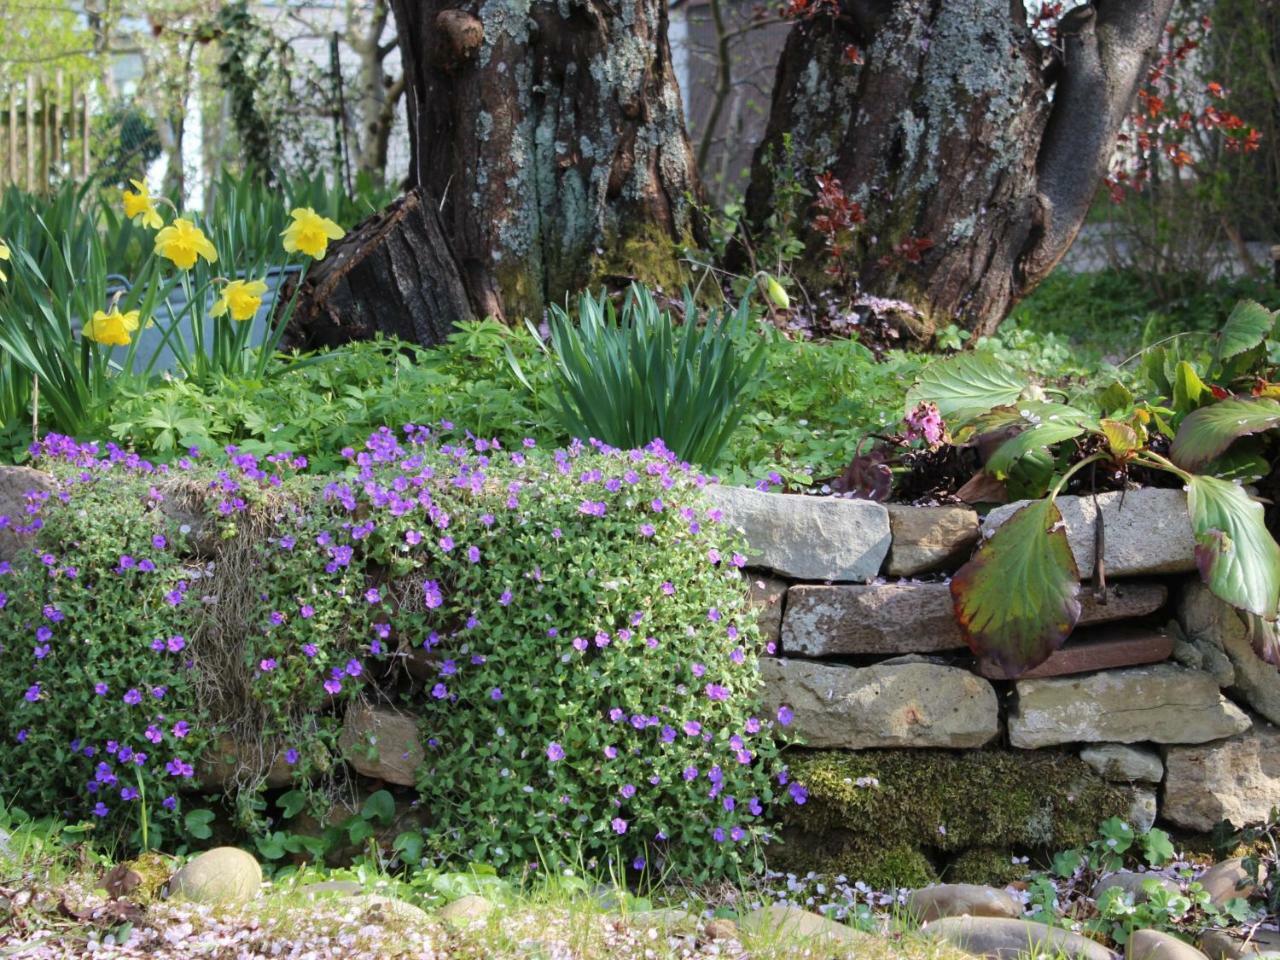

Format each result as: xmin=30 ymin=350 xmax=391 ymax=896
xmin=83 ymin=308 xmax=142 ymax=347
xmin=282 ymin=207 xmax=344 ymax=260
xmin=155 ymin=218 xmax=218 ymax=270
xmin=122 ymin=180 xmax=164 ymax=230
xmin=212 ymin=278 xmax=269 ymax=322
xmin=0 ymin=240 xmax=9 ymax=283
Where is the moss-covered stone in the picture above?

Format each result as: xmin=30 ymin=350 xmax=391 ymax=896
xmin=786 ymin=749 xmax=1129 ymax=853
xmin=946 ymin=847 xmax=1031 ymax=886
xmin=776 ymin=748 xmax=1131 ymax=885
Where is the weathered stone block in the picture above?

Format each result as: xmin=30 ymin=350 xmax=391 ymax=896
xmin=1179 ymin=582 xmax=1280 ymax=726
xmin=747 ymin=572 xmax=787 ymax=650
xmin=0 ymin=466 xmax=54 ymax=562
xmin=339 ymin=705 xmax=424 ymax=786
xmin=1079 ymin=744 xmax=1164 ymax=784
xmin=976 ymin=626 xmax=1173 ymax=680
xmin=783 ymin=581 xmax=1167 ymax=657
xmin=983 ymin=488 xmax=1195 ymax=578
xmin=1008 ymin=664 xmax=1251 ymax=749
xmin=760 ymin=657 xmax=998 ymax=749
xmin=884 ymin=504 xmax=980 ymax=576
xmin=1163 ymin=723 xmax=1280 ymax=832
xmin=703 ymin=485 xmax=890 ymax=581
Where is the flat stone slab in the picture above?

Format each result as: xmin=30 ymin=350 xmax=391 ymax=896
xmin=923 ymin=916 xmax=1116 ymax=960
xmin=906 ymin=884 xmax=1023 ymax=924
xmin=1080 ymin=744 xmax=1164 ymax=784
xmin=983 ymin=488 xmax=1195 ymax=578
xmin=1008 ymin=664 xmax=1251 ymax=749
xmin=739 ymin=904 xmax=866 ymax=943
xmin=339 ymin=706 xmax=424 ymax=787
xmin=885 ymin=504 xmax=980 ymax=576
xmin=1130 ymin=929 xmax=1212 ymax=960
xmin=976 ymin=626 xmax=1173 ymax=680
xmin=760 ymin=657 xmax=999 ymax=749
xmin=1164 ymin=724 xmax=1280 ymax=832
xmin=1094 ymin=872 xmax=1180 ymax=904
xmin=1179 ymin=583 xmax=1280 ymax=726
xmin=1199 ymin=929 xmax=1280 ymax=960
xmin=703 ymin=485 xmax=890 ymax=581
xmin=1197 ymin=859 xmax=1266 ymax=906
xmin=783 ymin=581 xmax=1167 ymax=657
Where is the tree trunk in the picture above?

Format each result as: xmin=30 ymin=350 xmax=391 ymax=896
xmin=745 ymin=0 xmax=1175 ymax=340
xmin=394 ymin=0 xmax=704 ymax=320
xmin=280 ymin=190 xmax=475 ymax=352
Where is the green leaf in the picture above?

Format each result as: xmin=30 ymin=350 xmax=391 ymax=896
xmin=1214 ymin=300 xmax=1275 ymax=365
xmin=361 ymin=789 xmax=396 ymax=825
xmin=1097 ymin=380 xmax=1134 ymax=416
xmin=950 ymin=499 xmax=1082 ymax=674
xmin=1186 ymin=474 xmax=1280 ymax=619
xmin=393 ymin=830 xmax=424 ymax=863
xmin=1171 ymin=396 xmax=1280 ymax=471
xmin=183 ymin=808 xmax=215 ymax=840
xmin=1172 ymin=361 xmax=1211 ymax=418
xmin=984 ymin=421 xmax=1085 ymax=479
xmin=1052 ymin=849 xmax=1083 ymax=878
xmin=906 ymin=352 xmax=1026 ymax=419
xmin=278 ymin=789 xmax=308 ymax=820
xmin=1141 ymin=828 xmax=1175 ymax=866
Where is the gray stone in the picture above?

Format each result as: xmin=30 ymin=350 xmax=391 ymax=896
xmin=1197 ymin=858 xmax=1266 ymax=906
xmin=704 ymin=918 xmax=739 ymax=940
xmin=1172 ymin=618 xmax=1237 ymax=689
xmin=923 ymin=916 xmax=1116 ymax=960
xmin=739 ymin=904 xmax=866 ymax=943
xmin=339 ymin=706 xmax=423 ymax=787
xmin=197 ymin=735 xmax=297 ymax=790
xmin=1164 ymin=724 xmax=1280 ymax=832
xmin=0 ymin=466 xmax=54 ymax=562
xmin=1094 ymin=872 xmax=1180 ymax=904
xmin=438 ymin=894 xmax=494 ymax=926
xmin=1130 ymin=929 xmax=1212 ymax=960
xmin=983 ymin=488 xmax=1195 ymax=578
xmin=1008 ymin=664 xmax=1251 ymax=749
xmin=703 ymin=485 xmax=890 ymax=582
xmin=347 ymin=894 xmax=432 ymax=926
xmin=906 ymin=884 xmax=1023 ymax=924
xmin=167 ymin=847 xmax=262 ymax=904
xmin=760 ymin=657 xmax=999 ymax=749
xmin=1127 ymin=787 xmax=1159 ymax=834
xmin=1080 ymin=745 xmax=1164 ymax=784
xmin=885 ymin=505 xmax=980 ymax=576
xmin=1199 ymin=929 xmax=1280 ymax=960
xmin=747 ymin=573 xmax=788 ymax=650
xmin=1179 ymin=583 xmax=1280 ymax=726
xmin=783 ymin=581 xmax=1167 ymax=657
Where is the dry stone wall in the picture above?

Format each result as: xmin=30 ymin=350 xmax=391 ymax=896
xmin=711 ymin=484 xmax=1280 ymax=855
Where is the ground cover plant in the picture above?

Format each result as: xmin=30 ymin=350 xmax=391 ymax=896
xmin=0 ymin=426 xmax=790 ymax=880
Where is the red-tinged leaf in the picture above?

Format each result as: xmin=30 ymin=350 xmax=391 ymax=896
xmin=951 ymin=499 xmax=1082 ymax=675
xmin=1187 ymin=474 xmax=1280 ymax=619
xmin=1172 ymin=396 xmax=1280 ymax=471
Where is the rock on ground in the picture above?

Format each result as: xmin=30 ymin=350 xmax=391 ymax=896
xmin=906 ymin=884 xmax=1022 ymax=924
xmin=1080 ymin=744 xmax=1164 ymax=784
xmin=166 ymin=848 xmax=262 ymax=905
xmin=923 ymin=916 xmax=1116 ymax=960
xmin=1197 ymin=858 xmax=1268 ymax=906
xmin=338 ymin=705 xmax=424 ymax=786
xmin=1163 ymin=724 xmax=1280 ymax=832
xmin=1008 ymin=664 xmax=1251 ymax=749
xmin=760 ymin=657 xmax=999 ymax=749
xmin=1130 ymin=929 xmax=1213 ymax=960
xmin=1093 ymin=872 xmax=1180 ymax=904
xmin=738 ymin=904 xmax=866 ymax=943
xmin=702 ymin=485 xmax=890 ymax=581
xmin=983 ymin=488 xmax=1195 ymax=578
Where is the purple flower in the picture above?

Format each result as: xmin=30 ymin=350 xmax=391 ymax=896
xmin=422 ymin=580 xmax=443 ymax=609
xmin=92 ymin=802 xmax=109 ymax=818
xmin=705 ymin=683 xmax=729 ymax=702
xmin=499 ymin=590 xmax=513 ymax=606
xmin=489 ymin=687 xmax=503 ymax=701
xmin=345 ymin=659 xmax=363 ymax=677
xmin=285 ymin=748 xmax=300 ymax=765
xmin=365 ymin=588 xmax=382 ymax=604
xmin=620 ymin=784 xmax=636 ymax=799
xmin=546 ymin=742 xmax=565 ymax=762
xmin=467 ymin=545 xmax=481 ymax=563
xmin=324 ymin=678 xmax=343 ymax=695
xmin=611 ymin=817 xmax=628 ymax=835
xmin=777 ymin=705 xmax=794 ymax=727
xmin=259 ymin=658 xmax=277 ymax=672
xmin=789 ymin=782 xmax=809 ymax=805
xmin=172 ymin=721 xmax=189 ymax=738
xmin=682 ymin=720 xmax=701 ymax=737
xmin=712 ymin=827 xmax=726 ymax=843
xmin=604 ymin=745 xmax=618 ymax=759
xmin=439 ymin=536 xmax=454 ymax=552
xmin=123 ymin=688 xmax=141 ymax=705
xmin=152 ymin=534 xmax=167 ymax=550
xmin=163 ymin=795 xmax=177 ymax=811
xmin=431 ymin=682 xmax=448 ymax=699
xmin=302 ymin=643 xmax=318 ymax=658
xmin=639 ymin=523 xmax=655 ymax=537
xmin=300 ymin=604 xmax=315 ymax=619
xmin=166 ymin=635 xmax=185 ymax=652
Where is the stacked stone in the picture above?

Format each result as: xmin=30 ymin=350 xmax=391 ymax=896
xmin=706 ymin=485 xmax=1280 ymax=840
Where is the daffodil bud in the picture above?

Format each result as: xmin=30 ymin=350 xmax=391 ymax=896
xmin=761 ymin=274 xmax=790 ymax=310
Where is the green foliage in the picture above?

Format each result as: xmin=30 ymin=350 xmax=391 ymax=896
xmin=910 ymin=300 xmax=1280 ymax=674
xmin=529 ymin=284 xmax=768 ymax=468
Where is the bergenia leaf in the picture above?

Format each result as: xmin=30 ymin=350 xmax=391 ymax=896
xmin=1100 ymin=419 xmax=1142 ymax=460
xmin=951 ymin=499 xmax=1082 ymax=674
xmin=984 ymin=421 xmax=1084 ymax=479
xmin=906 ymin=352 xmax=1025 ymax=419
xmin=1214 ymin=300 xmax=1275 ymax=364
xmin=1171 ymin=396 xmax=1280 ymax=471
xmin=1245 ymin=615 xmax=1280 ymax=668
xmin=1186 ymin=474 xmax=1280 ymax=620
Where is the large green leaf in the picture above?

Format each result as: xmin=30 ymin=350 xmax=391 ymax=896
xmin=951 ymin=499 xmax=1082 ymax=674
xmin=1186 ymin=474 xmax=1280 ymax=620
xmin=1214 ymin=300 xmax=1275 ymax=365
xmin=984 ymin=421 xmax=1085 ymax=478
xmin=1171 ymin=396 xmax=1280 ymax=471
xmin=964 ymin=402 xmax=1092 ymax=439
xmin=906 ymin=352 xmax=1025 ymax=419
xmin=1172 ymin=361 xmax=1212 ymax=418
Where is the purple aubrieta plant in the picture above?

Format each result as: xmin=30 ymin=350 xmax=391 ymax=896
xmin=0 ymin=426 xmax=795 ymax=879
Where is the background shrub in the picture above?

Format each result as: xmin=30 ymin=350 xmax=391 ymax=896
xmin=0 ymin=428 xmax=787 ymax=879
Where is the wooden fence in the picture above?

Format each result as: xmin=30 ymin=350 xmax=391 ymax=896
xmin=0 ymin=72 xmax=93 ymax=191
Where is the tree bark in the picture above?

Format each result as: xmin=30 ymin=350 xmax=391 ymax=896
xmin=280 ymin=190 xmax=475 ymax=352
xmin=745 ymin=0 xmax=1175 ymax=340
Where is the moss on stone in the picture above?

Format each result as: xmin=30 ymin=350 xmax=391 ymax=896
xmin=784 ymin=748 xmax=1130 ymax=856
xmin=585 ymin=220 xmax=694 ymax=297
xmin=768 ymin=830 xmax=938 ymax=888
xmin=945 ymin=847 xmax=1031 ymax=886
